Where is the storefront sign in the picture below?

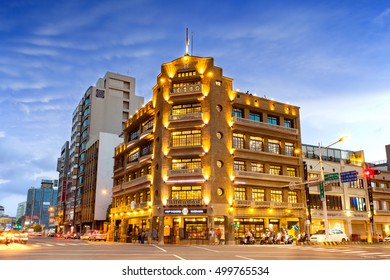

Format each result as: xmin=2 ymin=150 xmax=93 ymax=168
xmin=164 ymin=208 xmax=207 ymax=215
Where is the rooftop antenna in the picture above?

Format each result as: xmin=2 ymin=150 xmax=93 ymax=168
xmin=185 ymin=27 xmax=189 ymax=55
xmin=191 ymin=32 xmax=194 ymax=56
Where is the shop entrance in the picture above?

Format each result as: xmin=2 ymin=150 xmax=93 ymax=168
xmin=233 ymin=218 xmax=265 ymax=241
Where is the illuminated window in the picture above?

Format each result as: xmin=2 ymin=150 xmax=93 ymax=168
xmin=171 ymin=103 xmax=201 ymax=118
xmin=128 ymin=148 xmax=139 ymax=163
xmin=234 ymin=187 xmax=246 ymax=200
xmin=250 ymin=136 xmax=263 ymax=151
xmin=177 ymin=71 xmax=197 ymax=77
xmin=171 ymin=130 xmax=201 ymax=147
xmin=268 ymin=139 xmax=280 ymax=154
xmin=251 ymin=162 xmax=264 ymax=173
xmin=142 ymin=118 xmax=154 ymax=132
xmin=286 ymin=167 xmax=296 ymax=177
xmin=233 ymin=133 xmax=244 ymax=149
xmin=172 ymin=158 xmax=201 ymax=170
xmin=350 ymin=197 xmax=366 ymax=211
xmin=285 ymin=143 xmax=294 ymax=156
xmin=252 ymin=188 xmax=265 ymax=201
xmin=171 ymin=186 xmax=201 ymax=200
xmin=269 ymin=165 xmax=281 ymax=175
xmin=234 ymin=160 xmax=246 ymax=171
xmin=288 ymin=191 xmax=298 ymax=203
xmin=216 ymin=80 xmax=222 ymax=86
xmin=270 ymin=190 xmax=282 ymax=202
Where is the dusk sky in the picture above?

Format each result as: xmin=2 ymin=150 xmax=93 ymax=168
xmin=1 ymin=0 xmax=390 ymax=216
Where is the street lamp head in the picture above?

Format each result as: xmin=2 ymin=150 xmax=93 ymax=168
xmin=338 ymin=135 xmax=349 ymax=142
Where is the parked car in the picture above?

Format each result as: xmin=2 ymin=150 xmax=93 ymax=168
xmin=384 ymin=235 xmax=390 ymax=243
xmin=310 ymin=229 xmax=349 ymax=243
xmin=91 ymin=230 xmax=107 ymax=241
xmin=80 ymin=232 xmax=94 ymax=240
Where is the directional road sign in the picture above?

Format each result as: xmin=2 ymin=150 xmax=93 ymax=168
xmin=324 ymin=172 xmax=339 ymax=181
xmin=340 ymin=170 xmax=358 ymax=183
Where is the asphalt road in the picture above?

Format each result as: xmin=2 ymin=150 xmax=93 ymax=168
xmin=1 ymin=236 xmax=390 ymax=260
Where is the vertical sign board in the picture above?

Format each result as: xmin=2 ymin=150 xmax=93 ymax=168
xmin=319 ymin=181 xmax=325 ymax=201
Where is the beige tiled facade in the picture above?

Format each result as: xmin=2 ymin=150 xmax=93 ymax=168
xmin=110 ymin=54 xmax=306 ymax=244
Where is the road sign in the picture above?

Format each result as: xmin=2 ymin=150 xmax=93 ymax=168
xmin=319 ymin=181 xmax=325 ymax=201
xmin=324 ymin=172 xmax=339 ymax=181
xmin=340 ymin=170 xmax=358 ymax=183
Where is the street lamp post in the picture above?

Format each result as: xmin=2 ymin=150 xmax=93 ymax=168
xmin=318 ymin=136 xmax=348 ymax=241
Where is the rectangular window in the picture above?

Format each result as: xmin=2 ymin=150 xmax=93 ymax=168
xmin=288 ymin=191 xmax=298 ymax=203
xmin=268 ymin=139 xmax=280 ymax=154
xmin=285 ymin=143 xmax=294 ymax=156
xmin=252 ymin=188 xmax=265 ymax=201
xmin=130 ymin=129 xmax=139 ymax=141
xmin=269 ymin=165 xmax=281 ymax=175
xmin=128 ymin=148 xmax=139 ymax=163
xmin=350 ymin=197 xmax=366 ymax=211
xmin=142 ymin=118 xmax=154 ymax=132
xmin=267 ymin=115 xmax=279 ymax=125
xmin=286 ymin=167 xmax=296 ymax=177
xmin=216 ymin=80 xmax=222 ymax=86
xmin=171 ymin=186 xmax=201 ymax=200
xmin=284 ymin=119 xmax=294 ymax=128
xmin=172 ymin=158 xmax=201 ymax=170
xmin=249 ymin=111 xmax=261 ymax=122
xmin=233 ymin=133 xmax=245 ymax=149
xmin=251 ymin=162 xmax=264 ymax=173
xmin=232 ymin=108 xmax=244 ymax=118
xmin=177 ymin=71 xmax=197 ymax=78
xmin=250 ymin=136 xmax=263 ymax=151
xmin=270 ymin=190 xmax=283 ymax=202
xmin=234 ymin=187 xmax=246 ymax=200
xmin=172 ymin=103 xmax=201 ymax=117
xmin=234 ymin=160 xmax=246 ymax=171
xmin=171 ymin=130 xmax=201 ymax=147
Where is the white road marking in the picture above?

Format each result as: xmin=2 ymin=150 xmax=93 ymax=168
xmin=236 ymin=255 xmax=254 ymax=260
xmin=152 ymin=244 xmax=167 ymax=252
xmin=173 ymin=254 xmax=186 ymax=260
xmin=191 ymin=245 xmax=219 ymax=253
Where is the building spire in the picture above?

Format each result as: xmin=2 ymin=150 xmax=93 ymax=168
xmin=185 ymin=27 xmax=189 ymax=55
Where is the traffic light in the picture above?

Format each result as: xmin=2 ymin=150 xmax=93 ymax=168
xmin=363 ymin=168 xmax=381 ymax=178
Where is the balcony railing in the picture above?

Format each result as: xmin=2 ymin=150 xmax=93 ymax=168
xmin=372 ymin=187 xmax=390 ymax=194
xmin=375 ymin=209 xmax=390 ymax=215
xmin=170 ymin=84 xmax=203 ymax=95
xmin=233 ymin=116 xmax=298 ymax=135
xmin=166 ymin=199 xmax=202 ymax=206
xmin=234 ymin=170 xmax=302 ymax=184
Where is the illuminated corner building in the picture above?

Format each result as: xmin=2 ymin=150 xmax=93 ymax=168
xmin=58 ymin=72 xmax=144 ymax=234
xmin=302 ymin=145 xmax=370 ymax=239
xmin=110 ymin=54 xmax=305 ymax=245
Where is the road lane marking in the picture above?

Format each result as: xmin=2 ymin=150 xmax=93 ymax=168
xmin=342 ymin=251 xmax=367 ymax=254
xmin=152 ymin=244 xmax=167 ymax=252
xmin=191 ymin=246 xmax=219 ymax=253
xmin=173 ymin=254 xmax=185 ymax=260
xmin=361 ymin=252 xmax=383 ymax=255
xmin=236 ymin=255 xmax=254 ymax=260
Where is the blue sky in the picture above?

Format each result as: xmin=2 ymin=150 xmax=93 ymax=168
xmin=1 ymin=0 xmax=390 ymax=216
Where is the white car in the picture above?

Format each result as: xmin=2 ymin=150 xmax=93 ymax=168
xmin=310 ymin=229 xmax=349 ymax=242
